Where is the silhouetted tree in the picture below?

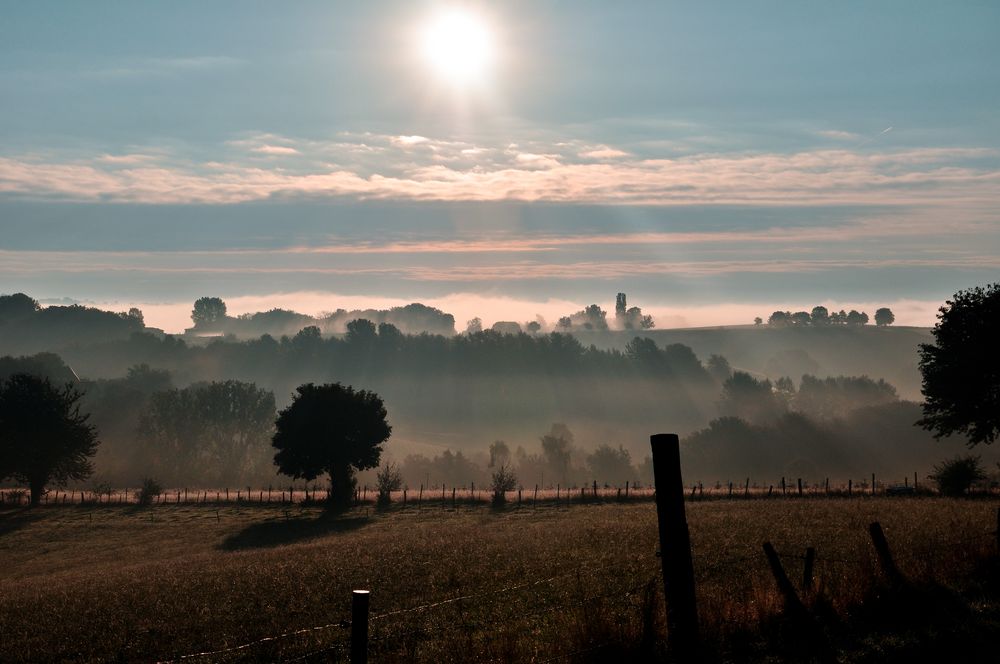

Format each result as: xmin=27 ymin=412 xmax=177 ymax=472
xmin=191 ymin=297 xmax=227 ymax=328
xmin=918 ymin=284 xmax=1000 ymax=446
xmin=557 ymin=316 xmax=572 ymax=330
xmin=525 ymin=320 xmax=542 ymax=334
xmin=615 ymin=293 xmax=627 ymax=323
xmin=874 ymin=307 xmax=895 ymax=327
xmin=810 ymin=306 xmax=829 ymax=325
xmin=346 ymin=319 xmax=377 ymax=345
xmin=791 ymin=311 xmax=812 ymax=326
xmin=754 ymin=317 xmax=763 ymax=326
xmin=124 ymin=307 xmax=145 ymax=327
xmin=272 ymin=383 xmax=391 ymax=509
xmin=846 ymin=310 xmax=869 ymax=326
xmin=491 ymin=321 xmax=522 ymax=335
xmin=768 ymin=311 xmax=790 ymax=326
xmin=0 ymin=293 xmax=40 ymax=322
xmin=466 ymin=317 xmax=483 ymax=334
xmin=0 ymin=374 xmax=98 ymax=506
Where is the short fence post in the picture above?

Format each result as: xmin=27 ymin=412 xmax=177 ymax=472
xmin=351 ymin=589 xmax=370 ymax=664
xmin=650 ymin=433 xmax=699 ymax=655
xmin=781 ymin=477 xmax=786 ymax=495
xmin=593 ymin=480 xmax=598 ymax=498
xmin=848 ymin=479 xmax=852 ymax=496
xmin=797 ymin=478 xmax=803 ymax=496
xmin=868 ymin=522 xmax=903 ymax=587
xmin=803 ymin=547 xmax=816 ymax=593
xmin=744 ymin=477 xmax=750 ymax=499
xmin=768 ymin=485 xmax=773 ymax=497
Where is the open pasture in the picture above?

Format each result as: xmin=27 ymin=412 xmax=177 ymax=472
xmin=1 ymin=498 xmax=999 ymax=662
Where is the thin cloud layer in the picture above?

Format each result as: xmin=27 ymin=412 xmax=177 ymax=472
xmin=1 ymin=134 xmax=997 ymax=206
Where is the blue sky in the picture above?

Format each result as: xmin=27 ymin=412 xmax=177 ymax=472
xmin=1 ymin=1 xmax=998 ymax=331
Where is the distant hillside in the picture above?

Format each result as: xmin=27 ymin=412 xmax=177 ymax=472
xmin=571 ymin=326 xmax=931 ymax=399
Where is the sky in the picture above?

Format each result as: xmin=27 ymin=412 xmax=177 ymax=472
xmin=1 ymin=1 xmax=998 ymax=332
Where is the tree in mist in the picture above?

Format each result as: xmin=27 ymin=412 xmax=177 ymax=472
xmin=490 ymin=464 xmax=517 ymax=506
xmin=489 ymin=440 xmax=511 ymax=468
xmin=272 ymin=382 xmax=391 ymax=510
xmin=615 ymin=293 xmax=627 ymax=323
xmin=346 ymin=319 xmax=377 ymax=345
xmin=586 ymin=444 xmax=635 ymax=485
xmin=525 ymin=320 xmax=542 ymax=334
xmin=556 ymin=316 xmax=572 ymax=330
xmin=754 ymin=317 xmax=763 ymax=326
xmin=138 ymin=380 xmax=275 ymax=485
xmin=0 ymin=374 xmax=98 ymax=506
xmin=719 ymin=371 xmax=784 ymax=423
xmin=707 ymin=354 xmax=733 ymax=382
xmin=191 ymin=297 xmax=228 ymax=328
xmin=918 ymin=283 xmax=1000 ymax=446
xmin=465 ymin=317 xmax=483 ymax=334
xmin=874 ymin=307 xmax=895 ymax=327
xmin=793 ymin=375 xmax=897 ymax=420
xmin=625 ymin=307 xmax=655 ymax=330
xmin=810 ymin=306 xmax=829 ymax=325
xmin=541 ymin=423 xmax=574 ymax=485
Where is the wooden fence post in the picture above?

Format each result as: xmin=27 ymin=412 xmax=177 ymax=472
xmin=995 ymin=507 xmax=999 ymax=555
xmin=848 ymin=479 xmax=852 ymax=496
xmin=803 ymin=547 xmax=815 ymax=593
xmin=744 ymin=478 xmax=750 ymax=499
xmin=351 ymin=589 xmax=370 ymax=664
xmin=762 ymin=542 xmax=806 ymax=614
xmin=625 ymin=480 xmax=629 ymax=499
xmin=650 ymin=433 xmax=699 ymax=655
xmin=869 ymin=522 xmax=903 ymax=587
xmin=781 ymin=477 xmax=786 ymax=495
xmin=797 ymin=478 xmax=803 ymax=496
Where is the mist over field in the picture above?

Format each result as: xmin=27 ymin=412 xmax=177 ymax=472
xmin=2 ymin=291 xmax=992 ymax=492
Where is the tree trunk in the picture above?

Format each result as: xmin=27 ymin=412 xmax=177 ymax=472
xmin=29 ymin=480 xmax=44 ymax=507
xmin=328 ymin=466 xmax=356 ymax=512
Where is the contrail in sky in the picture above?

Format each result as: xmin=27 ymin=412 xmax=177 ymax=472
xmin=857 ymin=126 xmax=894 ymax=147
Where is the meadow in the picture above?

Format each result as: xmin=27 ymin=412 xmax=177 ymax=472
xmin=1 ymin=497 xmax=999 ymax=662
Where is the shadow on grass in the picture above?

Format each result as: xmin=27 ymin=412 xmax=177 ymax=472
xmin=219 ymin=513 xmax=370 ymax=551
xmin=0 ymin=509 xmax=41 ymax=537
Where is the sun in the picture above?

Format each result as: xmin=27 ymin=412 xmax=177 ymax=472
xmin=419 ymin=8 xmax=495 ymax=86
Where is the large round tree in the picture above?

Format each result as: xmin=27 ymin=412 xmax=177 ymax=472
xmin=918 ymin=283 xmax=1000 ymax=446
xmin=272 ymin=383 xmax=391 ymax=509
xmin=0 ymin=374 xmax=99 ymax=506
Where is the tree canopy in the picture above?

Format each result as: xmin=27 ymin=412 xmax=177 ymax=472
xmin=272 ymin=383 xmax=391 ymax=508
xmin=0 ymin=374 xmax=99 ymax=505
xmin=918 ymin=283 xmax=1000 ymax=446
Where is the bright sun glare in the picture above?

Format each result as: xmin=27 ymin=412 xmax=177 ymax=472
xmin=420 ymin=9 xmax=495 ymax=86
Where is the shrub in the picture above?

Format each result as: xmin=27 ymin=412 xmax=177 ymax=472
xmin=376 ymin=462 xmax=403 ymax=507
xmin=136 ymin=477 xmax=163 ymax=506
xmin=491 ymin=464 xmax=518 ymax=507
xmin=929 ymin=456 xmax=986 ymax=496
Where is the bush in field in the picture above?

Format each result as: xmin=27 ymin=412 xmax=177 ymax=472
xmin=136 ymin=477 xmax=163 ymax=506
xmin=929 ymin=456 xmax=986 ymax=496
xmin=376 ymin=462 xmax=403 ymax=507
xmin=491 ymin=464 xmax=518 ymax=506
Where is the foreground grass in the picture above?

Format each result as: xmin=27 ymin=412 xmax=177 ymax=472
xmin=1 ymin=498 xmax=999 ymax=662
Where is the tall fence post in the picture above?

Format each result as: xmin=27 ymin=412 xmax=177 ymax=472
xmin=650 ymin=433 xmax=699 ymax=655
xmin=351 ymin=589 xmax=370 ymax=664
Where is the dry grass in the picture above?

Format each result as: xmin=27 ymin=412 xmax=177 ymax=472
xmin=1 ymin=497 xmax=999 ymax=662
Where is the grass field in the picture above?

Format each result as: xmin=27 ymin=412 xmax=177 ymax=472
xmin=2 ymin=498 xmax=999 ymax=662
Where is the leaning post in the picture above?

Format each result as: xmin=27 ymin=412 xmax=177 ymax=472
xmin=650 ymin=433 xmax=699 ymax=656
xmin=351 ymin=589 xmax=370 ymax=664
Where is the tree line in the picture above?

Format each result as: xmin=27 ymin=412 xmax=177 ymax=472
xmin=758 ymin=306 xmax=895 ymax=327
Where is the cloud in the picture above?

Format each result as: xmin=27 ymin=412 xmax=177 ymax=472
xmin=817 ymin=130 xmax=860 ymax=141
xmin=251 ymin=145 xmax=300 ymax=156
xmin=1 ymin=135 xmax=997 ymax=207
